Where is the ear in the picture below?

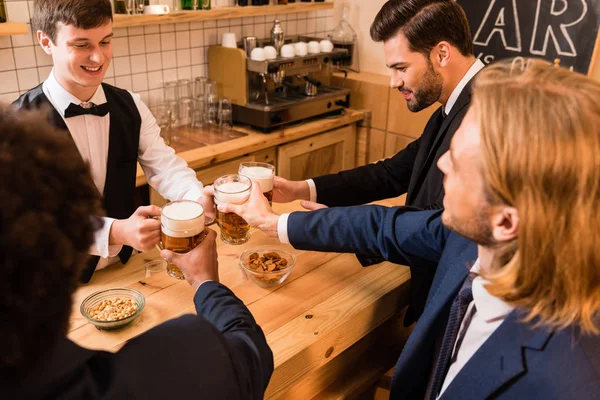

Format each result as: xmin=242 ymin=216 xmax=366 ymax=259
xmin=433 ymin=41 xmax=452 ymax=67
xmin=490 ymin=206 xmax=519 ymax=242
xmin=37 ymin=31 xmax=53 ymax=55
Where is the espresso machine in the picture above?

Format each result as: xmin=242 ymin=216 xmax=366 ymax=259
xmin=208 ymin=36 xmax=351 ymax=132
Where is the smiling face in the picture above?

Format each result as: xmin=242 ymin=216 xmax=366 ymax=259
xmin=384 ymin=32 xmax=443 ymax=112
xmin=38 ymin=22 xmax=113 ymax=101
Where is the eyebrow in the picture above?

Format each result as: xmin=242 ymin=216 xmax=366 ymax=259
xmin=70 ymin=33 xmax=114 ymax=42
xmin=386 ymin=61 xmax=408 ymax=69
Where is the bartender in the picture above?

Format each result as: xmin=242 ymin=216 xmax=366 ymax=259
xmin=13 ymin=0 xmax=211 ymax=282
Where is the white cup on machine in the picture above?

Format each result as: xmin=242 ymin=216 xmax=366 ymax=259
xmin=221 ymin=33 xmax=238 ymax=49
xmin=143 ymin=5 xmax=170 ymax=14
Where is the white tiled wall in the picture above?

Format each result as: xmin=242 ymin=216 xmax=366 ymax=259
xmin=0 ymin=0 xmax=334 ymax=104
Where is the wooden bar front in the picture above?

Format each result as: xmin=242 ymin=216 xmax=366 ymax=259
xmin=68 ymin=199 xmax=411 ymax=399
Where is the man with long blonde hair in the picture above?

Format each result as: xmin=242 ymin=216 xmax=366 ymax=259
xmin=220 ymin=58 xmax=600 ymax=398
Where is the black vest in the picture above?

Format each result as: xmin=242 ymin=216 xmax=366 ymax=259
xmin=13 ymin=83 xmax=142 ymax=283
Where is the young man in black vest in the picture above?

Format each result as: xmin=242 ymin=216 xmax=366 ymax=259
xmin=13 ymin=0 xmax=208 ymax=282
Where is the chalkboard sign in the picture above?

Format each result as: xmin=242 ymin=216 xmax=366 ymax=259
xmin=457 ymin=0 xmax=600 ymax=74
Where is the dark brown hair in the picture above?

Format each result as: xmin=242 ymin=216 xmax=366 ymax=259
xmin=370 ymin=0 xmax=473 ymax=57
xmin=0 ymin=105 xmax=103 ymax=377
xmin=32 ymin=0 xmax=113 ymax=43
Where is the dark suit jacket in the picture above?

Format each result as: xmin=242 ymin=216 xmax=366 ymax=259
xmin=312 ymin=82 xmax=474 ymax=324
xmin=2 ymin=282 xmax=273 ymax=399
xmin=287 ymin=207 xmax=600 ymax=399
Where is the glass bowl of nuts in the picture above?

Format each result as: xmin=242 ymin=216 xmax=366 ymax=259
xmin=80 ymin=288 xmax=145 ymax=330
xmin=240 ymin=247 xmax=297 ymax=288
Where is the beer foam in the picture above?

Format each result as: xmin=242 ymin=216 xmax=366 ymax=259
xmin=239 ymin=166 xmax=274 ymax=192
xmin=215 ymin=181 xmax=251 ymax=205
xmin=161 ymin=201 xmax=205 ymax=238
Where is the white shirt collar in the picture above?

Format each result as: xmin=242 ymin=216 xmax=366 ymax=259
xmin=470 ymin=258 xmax=515 ymax=323
xmin=44 ymin=69 xmax=107 ymax=117
xmin=443 ymin=58 xmax=485 ymax=116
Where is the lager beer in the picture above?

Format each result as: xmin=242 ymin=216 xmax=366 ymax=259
xmin=159 ymin=200 xmax=205 ymax=279
xmin=238 ymin=162 xmax=275 ymax=205
xmin=214 ymin=174 xmax=252 ymax=245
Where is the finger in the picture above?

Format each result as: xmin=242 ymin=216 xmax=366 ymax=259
xmin=203 ymin=185 xmax=214 ymax=197
xmin=138 ymin=218 xmax=161 ymax=233
xmin=217 ymin=202 xmax=242 ymax=215
xmin=273 ymin=176 xmax=286 ymax=187
xmin=160 ymin=249 xmax=176 ymax=263
xmin=135 ymin=205 xmax=162 ymax=217
xmin=300 ymin=200 xmax=328 ymax=211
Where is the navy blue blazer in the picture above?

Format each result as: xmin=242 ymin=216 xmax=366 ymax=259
xmin=288 ymin=207 xmax=600 ymax=399
xmin=1 ymin=282 xmax=274 ymax=400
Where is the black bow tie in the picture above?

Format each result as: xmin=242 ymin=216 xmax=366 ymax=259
xmin=64 ymin=102 xmax=110 ymax=118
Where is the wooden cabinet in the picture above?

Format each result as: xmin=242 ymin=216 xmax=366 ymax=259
xmin=277 ymin=125 xmax=357 ymax=181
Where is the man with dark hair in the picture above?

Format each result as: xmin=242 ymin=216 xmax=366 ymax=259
xmin=269 ymin=0 xmax=484 ymax=323
xmin=0 ymin=104 xmax=273 ymax=399
xmin=13 ymin=0 xmax=209 ymax=283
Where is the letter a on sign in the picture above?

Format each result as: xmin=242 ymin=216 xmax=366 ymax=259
xmin=473 ymin=0 xmax=522 ymax=52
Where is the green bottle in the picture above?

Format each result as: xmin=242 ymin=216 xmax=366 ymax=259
xmin=202 ymin=0 xmax=211 ymax=10
xmin=181 ymin=0 xmax=194 ymax=10
xmin=0 ymin=0 xmax=7 ymax=23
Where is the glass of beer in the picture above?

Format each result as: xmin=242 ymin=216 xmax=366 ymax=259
xmin=214 ymin=174 xmax=252 ymax=245
xmin=238 ymin=162 xmax=275 ymax=205
xmin=159 ymin=200 xmax=205 ymax=279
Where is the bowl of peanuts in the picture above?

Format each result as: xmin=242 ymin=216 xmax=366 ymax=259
xmin=80 ymin=288 xmax=145 ymax=330
xmin=240 ymin=246 xmax=296 ymax=288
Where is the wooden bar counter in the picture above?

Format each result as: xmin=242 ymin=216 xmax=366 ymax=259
xmin=68 ymin=199 xmax=411 ymax=399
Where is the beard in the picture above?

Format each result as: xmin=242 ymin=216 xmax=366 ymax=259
xmin=404 ymin=61 xmax=444 ymax=112
xmin=442 ymin=202 xmax=496 ymax=247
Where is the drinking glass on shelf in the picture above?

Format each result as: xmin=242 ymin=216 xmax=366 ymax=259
xmin=205 ymin=95 xmax=219 ymax=127
xmin=206 ymin=80 xmax=219 ymax=101
xmin=192 ymin=98 xmax=206 ymax=129
xmin=193 ymin=77 xmax=207 ymax=100
xmin=151 ymin=104 xmax=172 ymax=145
xmin=126 ymin=0 xmax=134 ymax=14
xmin=179 ymin=98 xmax=194 ymax=129
xmin=135 ymin=0 xmax=144 ymax=14
xmin=177 ymin=79 xmax=192 ymax=100
xmin=168 ymin=101 xmax=182 ymax=141
xmin=164 ymin=81 xmax=178 ymax=103
xmin=219 ymin=97 xmax=233 ymax=131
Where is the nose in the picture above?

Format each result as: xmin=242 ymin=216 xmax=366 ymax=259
xmin=89 ymin=47 xmax=104 ymax=64
xmin=390 ymin=71 xmax=404 ymax=89
xmin=437 ymin=151 xmax=449 ymax=173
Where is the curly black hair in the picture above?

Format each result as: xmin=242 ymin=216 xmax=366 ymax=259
xmin=0 ymin=104 xmax=103 ymax=377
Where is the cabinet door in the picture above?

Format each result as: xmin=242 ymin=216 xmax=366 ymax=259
xmin=150 ymin=147 xmax=276 ymax=206
xmin=277 ymin=125 xmax=356 ymax=181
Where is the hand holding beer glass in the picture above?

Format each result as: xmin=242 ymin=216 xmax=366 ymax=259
xmin=158 ymin=200 xmax=206 ymax=279
xmin=238 ymin=162 xmax=275 ymax=205
xmin=214 ymin=174 xmax=252 ymax=245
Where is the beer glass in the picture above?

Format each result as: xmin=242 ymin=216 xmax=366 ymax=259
xmin=159 ymin=200 xmax=206 ymax=279
xmin=214 ymin=174 xmax=252 ymax=245
xmin=238 ymin=162 xmax=275 ymax=205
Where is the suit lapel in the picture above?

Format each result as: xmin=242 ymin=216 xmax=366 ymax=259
xmin=440 ymin=311 xmax=554 ymax=399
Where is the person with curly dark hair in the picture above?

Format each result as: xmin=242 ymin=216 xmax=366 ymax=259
xmin=0 ymin=104 xmax=273 ymax=398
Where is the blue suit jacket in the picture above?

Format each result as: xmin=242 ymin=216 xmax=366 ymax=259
xmin=288 ymin=207 xmax=600 ymax=399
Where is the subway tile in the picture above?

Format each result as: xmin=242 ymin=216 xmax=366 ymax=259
xmin=316 ymin=10 xmax=328 ymax=18
xmin=176 ymin=30 xmax=190 ymax=49
xmin=176 ymin=49 xmax=191 ymax=67
xmin=148 ymin=71 xmax=163 ymax=90
xmin=0 ymin=37 xmax=12 ymax=49
xmin=113 ymin=28 xmax=128 ymax=38
xmin=287 ymin=20 xmax=297 ymax=36
xmin=275 ymin=14 xmax=287 ymax=21
xmin=230 ymin=26 xmax=242 ymax=42
xmin=316 ymin=17 xmax=325 ymax=32
xmin=160 ymin=23 xmax=175 ymax=33
xmin=128 ymin=26 xmax=145 ymax=36
xmin=0 ymin=71 xmax=19 ymax=94
xmin=190 ymin=22 xmax=203 ymax=30
xmin=230 ymin=18 xmax=242 ymax=26
xmin=162 ymin=50 xmax=177 ymax=69
xmin=112 ymin=37 xmax=130 ymax=57
xmin=190 ymin=29 xmax=204 ymax=47
xmin=113 ymin=56 xmax=132 ymax=76
xmin=254 ymin=23 xmax=266 ymax=40
xmin=160 ymin=32 xmax=176 ymax=51
xmin=0 ymin=92 xmax=20 ymax=104
xmin=17 ymin=67 xmax=39 ymax=91
xmin=148 ymin=88 xmax=164 ymax=107
xmin=5 ymin=1 xmax=30 ymax=23
xmin=162 ymin=68 xmax=178 ymax=84
xmin=115 ymin=75 xmax=133 ymax=91
xmin=254 ymin=16 xmax=265 ymax=24
xmin=326 ymin=17 xmax=335 ymax=31
xmin=146 ymin=52 xmax=163 ymax=72
xmin=103 ymin=77 xmax=116 ymax=86
xmin=0 ymin=49 xmax=16 ymax=71
xmin=217 ymin=19 xmax=230 ymax=28
xmin=287 ymin=13 xmax=297 ymax=21
xmin=204 ymin=20 xmax=217 ymax=29
xmin=176 ymin=22 xmax=190 ymax=32
xmin=307 ymin=11 xmax=316 ymax=19
xmin=190 ymin=46 xmax=204 ymax=65
xmin=306 ymin=19 xmax=316 ymax=34
xmin=242 ymin=25 xmax=254 ymax=37
xmin=130 ymin=54 xmax=147 ymax=73
xmin=13 ymin=46 xmax=36 ymax=69
xmin=138 ymin=90 xmax=149 ymax=105
xmin=177 ymin=66 xmax=191 ymax=80
xmin=204 ymin=28 xmax=217 ymax=46
xmin=104 ymin=61 xmax=115 ymax=78
xmin=129 ymin=35 xmax=146 ymax=55
xmin=132 ymin=72 xmax=149 ymax=92
xmin=145 ymin=33 xmax=162 ymax=53
xmin=37 ymin=66 xmax=52 ymax=81
xmin=217 ymin=27 xmax=229 ymax=44
xmin=144 ymin=25 xmax=160 ymax=34
xmin=242 ymin=17 xmax=254 ymax=26
xmin=11 ymin=24 xmax=33 ymax=47
xmin=297 ymin=20 xmax=307 ymax=35
xmin=297 ymin=13 xmax=307 ymax=19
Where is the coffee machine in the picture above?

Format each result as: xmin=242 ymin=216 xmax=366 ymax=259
xmin=208 ymin=36 xmax=351 ymax=132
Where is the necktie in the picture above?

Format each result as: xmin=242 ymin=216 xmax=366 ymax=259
xmin=64 ymin=102 xmax=110 ymax=118
xmin=429 ymin=272 xmax=476 ymax=399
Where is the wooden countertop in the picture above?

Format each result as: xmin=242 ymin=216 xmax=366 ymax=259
xmin=68 ymin=198 xmax=410 ymax=399
xmin=136 ymin=109 xmax=365 ymax=187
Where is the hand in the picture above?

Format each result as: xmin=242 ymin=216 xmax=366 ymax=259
xmin=217 ymin=182 xmax=280 ymax=237
xmin=198 ymin=185 xmax=215 ymax=224
xmin=300 ymin=200 xmax=328 ymax=211
xmin=273 ymin=176 xmax=311 ymax=203
xmin=160 ymin=228 xmax=219 ymax=290
xmin=110 ymin=205 xmax=161 ymax=252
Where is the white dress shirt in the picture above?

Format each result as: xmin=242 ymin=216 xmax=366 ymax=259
xmin=437 ymin=259 xmax=515 ymax=398
xmin=302 ymin=58 xmax=486 ymax=205
xmin=43 ymin=70 xmax=203 ymax=269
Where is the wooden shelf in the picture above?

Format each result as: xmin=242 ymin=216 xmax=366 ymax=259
xmin=0 ymin=22 xmax=28 ymax=36
xmin=113 ymin=2 xmax=333 ymax=28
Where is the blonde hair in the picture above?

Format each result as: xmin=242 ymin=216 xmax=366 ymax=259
xmin=472 ymin=59 xmax=600 ymax=334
